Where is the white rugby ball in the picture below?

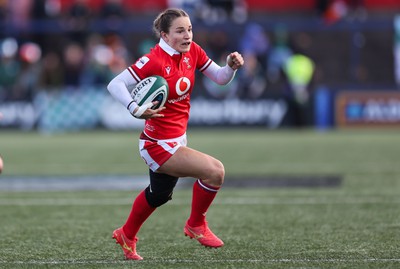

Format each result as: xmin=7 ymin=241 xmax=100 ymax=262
xmin=131 ymin=76 xmax=169 ymax=109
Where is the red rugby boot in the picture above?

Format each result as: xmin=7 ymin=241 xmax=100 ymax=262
xmin=184 ymin=221 xmax=224 ymax=248
xmin=112 ymin=227 xmax=143 ymax=260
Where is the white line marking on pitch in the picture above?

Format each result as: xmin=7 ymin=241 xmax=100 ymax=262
xmin=1 ymin=258 xmax=400 ymax=265
xmin=0 ymin=197 xmax=399 ymax=206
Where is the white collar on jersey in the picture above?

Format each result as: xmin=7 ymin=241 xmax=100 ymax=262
xmin=159 ymin=38 xmax=180 ymax=56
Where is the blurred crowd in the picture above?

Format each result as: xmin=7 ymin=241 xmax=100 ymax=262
xmin=0 ymin=0 xmax=252 ymax=102
xmin=0 ymin=0 xmax=370 ymax=111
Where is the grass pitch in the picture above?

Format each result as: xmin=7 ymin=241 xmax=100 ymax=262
xmin=0 ymin=128 xmax=399 ymax=268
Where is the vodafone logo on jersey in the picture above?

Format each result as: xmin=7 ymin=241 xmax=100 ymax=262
xmin=176 ymin=77 xmax=191 ymax=96
xmin=168 ymin=77 xmax=191 ymax=104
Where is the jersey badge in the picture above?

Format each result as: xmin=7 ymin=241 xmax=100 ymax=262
xmin=183 ymin=57 xmax=191 ymax=69
xmin=135 ymin=56 xmax=149 ymax=69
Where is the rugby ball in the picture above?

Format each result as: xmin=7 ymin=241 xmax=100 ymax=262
xmin=131 ymin=76 xmax=169 ymax=109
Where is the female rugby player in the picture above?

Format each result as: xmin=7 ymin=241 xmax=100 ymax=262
xmin=107 ymin=8 xmax=244 ymax=260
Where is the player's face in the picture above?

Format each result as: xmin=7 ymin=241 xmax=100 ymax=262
xmin=163 ymin=16 xmax=193 ymax=53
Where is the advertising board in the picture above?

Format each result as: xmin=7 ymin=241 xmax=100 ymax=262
xmin=336 ymin=91 xmax=400 ymax=127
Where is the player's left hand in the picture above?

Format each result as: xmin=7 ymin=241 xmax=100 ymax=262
xmin=227 ymin=52 xmax=244 ymax=70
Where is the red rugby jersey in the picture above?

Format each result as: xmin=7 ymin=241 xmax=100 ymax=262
xmin=127 ymin=40 xmax=212 ymax=140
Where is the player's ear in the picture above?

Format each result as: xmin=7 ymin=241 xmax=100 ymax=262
xmin=160 ymin=31 xmax=168 ymax=42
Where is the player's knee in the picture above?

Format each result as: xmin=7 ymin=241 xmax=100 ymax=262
xmin=207 ymin=160 xmax=225 ymax=187
xmin=145 ymin=186 xmax=174 ymax=207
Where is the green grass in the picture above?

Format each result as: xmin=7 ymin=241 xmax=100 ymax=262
xmin=0 ymin=128 xmax=400 ymax=268
xmin=1 ymin=128 xmax=399 ymax=177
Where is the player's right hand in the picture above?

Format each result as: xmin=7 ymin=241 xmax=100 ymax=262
xmin=133 ymin=101 xmax=165 ymax=119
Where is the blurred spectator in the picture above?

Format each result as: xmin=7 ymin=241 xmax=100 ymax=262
xmin=395 ymin=15 xmax=400 ymax=88
xmin=315 ymin=0 xmax=330 ymax=16
xmin=0 ymin=0 xmax=7 ymax=27
xmin=39 ymin=51 xmax=65 ymax=91
xmin=284 ymin=54 xmax=314 ymax=104
xmin=62 ymin=32 xmax=129 ymax=88
xmin=207 ymin=30 xmax=230 ymax=59
xmin=99 ymin=0 xmax=125 ymax=19
xmin=0 ymin=38 xmax=20 ymax=101
xmin=7 ymin=0 xmax=32 ymax=32
xmin=235 ymin=53 xmax=265 ymax=99
xmin=65 ymin=0 xmax=92 ymax=44
xmin=317 ymin=0 xmax=367 ymax=24
xmin=31 ymin=0 xmax=50 ymax=20
xmin=11 ymin=42 xmax=42 ymax=100
xmin=266 ymin=25 xmax=293 ymax=84
xmin=282 ymin=54 xmax=315 ymax=127
xmin=30 ymin=0 xmax=63 ymax=20
xmin=237 ymin=23 xmax=269 ymax=98
xmin=240 ymin=23 xmax=269 ymax=63
xmin=167 ymin=0 xmax=205 ymax=21
xmin=98 ymin=0 xmax=125 ymax=30
xmin=104 ymin=33 xmax=129 ymax=75
xmin=30 ymin=0 xmax=64 ymax=57
xmin=81 ymin=34 xmax=114 ymax=86
xmin=323 ymin=0 xmax=349 ymax=24
xmin=199 ymin=0 xmax=247 ymax=25
xmin=81 ymin=44 xmax=114 ymax=86
xmin=63 ymin=42 xmax=85 ymax=88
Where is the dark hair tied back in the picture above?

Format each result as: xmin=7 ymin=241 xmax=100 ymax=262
xmin=153 ymin=8 xmax=189 ymax=38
